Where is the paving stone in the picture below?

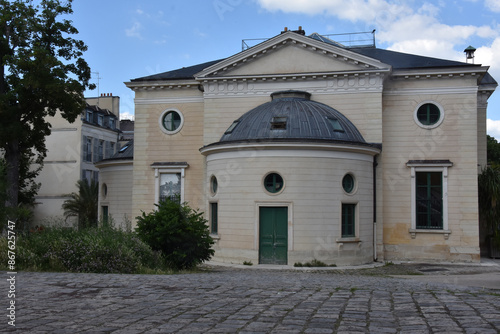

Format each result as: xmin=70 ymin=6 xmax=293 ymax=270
xmin=1 ymin=265 xmax=499 ymax=333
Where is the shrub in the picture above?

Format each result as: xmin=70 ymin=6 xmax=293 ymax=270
xmin=0 ymin=225 xmax=165 ymax=273
xmin=135 ymin=198 xmax=215 ymax=270
xmin=294 ymin=259 xmax=336 ymax=267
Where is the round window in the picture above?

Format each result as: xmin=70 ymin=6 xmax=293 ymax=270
xmin=210 ymin=175 xmax=218 ymax=195
xmin=159 ymin=109 xmax=183 ymax=134
xmin=342 ymin=174 xmax=355 ymax=194
xmin=414 ymin=102 xmax=443 ymax=128
xmin=264 ymin=173 xmax=284 ymax=194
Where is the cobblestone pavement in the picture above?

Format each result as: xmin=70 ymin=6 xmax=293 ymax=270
xmin=2 ymin=263 xmax=500 ymax=333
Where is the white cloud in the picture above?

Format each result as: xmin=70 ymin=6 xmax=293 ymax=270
xmin=256 ymin=0 xmax=499 ymax=78
xmin=476 ymin=37 xmax=500 ymax=81
xmin=256 ymin=0 xmax=407 ymax=22
xmin=120 ymin=112 xmax=135 ymax=121
xmin=485 ymin=0 xmax=500 ymax=12
xmin=125 ymin=21 xmax=143 ymax=39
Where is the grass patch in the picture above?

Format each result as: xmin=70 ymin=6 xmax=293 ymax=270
xmin=243 ymin=261 xmax=253 ymax=266
xmin=0 ymin=224 xmax=171 ymax=274
xmin=294 ymin=259 xmax=337 ymax=267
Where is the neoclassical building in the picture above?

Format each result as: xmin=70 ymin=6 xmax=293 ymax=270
xmin=98 ymin=28 xmax=497 ymax=265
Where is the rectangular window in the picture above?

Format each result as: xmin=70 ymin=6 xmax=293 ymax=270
xmin=416 ymin=172 xmax=443 ymax=229
xmin=98 ymin=115 xmax=104 ymax=126
xmin=93 ymin=138 xmax=99 ymax=162
xmin=109 ymin=118 xmax=115 ymax=130
xmin=82 ymin=169 xmax=92 ymax=183
xmin=341 ymin=204 xmax=356 ymax=237
xmin=86 ymin=111 xmax=93 ymax=122
xmin=159 ymin=173 xmax=181 ymax=203
xmin=102 ymin=206 xmax=109 ymax=224
xmin=84 ymin=137 xmax=92 ymax=162
xmin=98 ymin=140 xmax=104 ymax=161
xmin=210 ymin=202 xmax=218 ymax=234
xmin=271 ymin=116 xmax=287 ymax=130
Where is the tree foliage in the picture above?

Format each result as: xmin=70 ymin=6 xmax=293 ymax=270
xmin=62 ymin=179 xmax=98 ymax=229
xmin=0 ymin=0 xmax=94 ymax=213
xmin=478 ymin=166 xmax=500 ymax=246
xmin=135 ymin=198 xmax=215 ymax=270
xmin=487 ymin=135 xmax=500 ymax=166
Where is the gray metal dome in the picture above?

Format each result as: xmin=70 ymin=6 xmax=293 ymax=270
xmin=219 ymin=91 xmax=366 ymax=144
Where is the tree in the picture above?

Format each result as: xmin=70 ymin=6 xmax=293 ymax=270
xmin=135 ymin=198 xmax=215 ymax=270
xmin=0 ymin=0 xmax=94 ymax=215
xmin=487 ymin=135 xmax=500 ymax=166
xmin=62 ymin=179 xmax=98 ymax=229
xmin=478 ymin=166 xmax=500 ymax=253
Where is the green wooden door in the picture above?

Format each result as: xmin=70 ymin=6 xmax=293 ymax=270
xmin=259 ymin=207 xmax=288 ymax=264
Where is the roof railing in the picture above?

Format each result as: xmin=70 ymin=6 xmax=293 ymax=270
xmin=242 ymin=30 xmax=376 ymax=51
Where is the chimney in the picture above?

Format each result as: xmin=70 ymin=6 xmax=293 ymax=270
xmin=282 ymin=26 xmax=305 ymax=35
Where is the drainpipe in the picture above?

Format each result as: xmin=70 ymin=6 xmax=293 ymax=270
xmin=373 ymin=155 xmax=378 ymax=262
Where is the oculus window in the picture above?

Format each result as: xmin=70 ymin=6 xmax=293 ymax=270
xmin=210 ymin=175 xmax=218 ymax=196
xmin=264 ymin=173 xmax=284 ymax=194
xmin=414 ymin=102 xmax=444 ymax=129
xmin=159 ymin=109 xmax=183 ymax=134
xmin=342 ymin=174 xmax=355 ymax=194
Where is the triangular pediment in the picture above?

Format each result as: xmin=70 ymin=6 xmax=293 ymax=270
xmin=195 ymin=32 xmax=391 ymax=79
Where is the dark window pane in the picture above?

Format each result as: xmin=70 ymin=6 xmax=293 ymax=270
xmin=417 ymin=103 xmax=441 ymax=126
xmin=342 ymin=204 xmax=356 ymax=237
xmin=415 ymin=172 xmax=443 ymax=229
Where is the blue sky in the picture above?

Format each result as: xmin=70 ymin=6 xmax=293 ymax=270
xmin=70 ymin=0 xmax=500 ymax=137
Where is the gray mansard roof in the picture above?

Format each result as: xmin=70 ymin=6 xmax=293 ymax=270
xmin=218 ymin=90 xmax=368 ymax=145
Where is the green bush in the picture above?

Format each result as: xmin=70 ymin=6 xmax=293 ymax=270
xmin=135 ymin=198 xmax=215 ymax=270
xmin=0 ymin=225 xmax=165 ymax=273
xmin=294 ymin=259 xmax=336 ymax=267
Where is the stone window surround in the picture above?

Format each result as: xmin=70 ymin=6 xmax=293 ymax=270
xmin=151 ymin=162 xmax=188 ymax=204
xmin=407 ymin=160 xmax=453 ymax=240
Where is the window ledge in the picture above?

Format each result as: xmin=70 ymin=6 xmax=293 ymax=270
xmin=409 ymin=229 xmax=451 ymax=240
xmin=336 ymin=237 xmax=361 ymax=250
xmin=336 ymin=237 xmax=361 ymax=243
xmin=210 ymin=234 xmax=220 ymax=241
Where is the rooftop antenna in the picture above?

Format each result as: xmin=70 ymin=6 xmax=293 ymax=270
xmin=92 ymin=71 xmax=102 ymax=103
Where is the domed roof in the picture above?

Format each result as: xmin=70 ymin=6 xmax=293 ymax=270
xmin=220 ymin=91 xmax=366 ymax=144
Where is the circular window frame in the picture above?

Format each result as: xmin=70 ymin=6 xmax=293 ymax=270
xmin=342 ymin=173 xmax=357 ymax=195
xmin=263 ymin=172 xmax=285 ymax=195
xmin=414 ymin=101 xmax=444 ymax=129
xmin=102 ymin=183 xmax=108 ymax=198
xmin=210 ymin=175 xmax=218 ymax=196
xmin=159 ymin=108 xmax=184 ymax=135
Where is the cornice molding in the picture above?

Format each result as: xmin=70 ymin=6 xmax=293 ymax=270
xmin=202 ymin=72 xmax=387 ymax=98
xmin=200 ymin=141 xmax=381 ymax=159
xmin=134 ymin=96 xmax=204 ymax=105
xmin=383 ymin=86 xmax=478 ymax=96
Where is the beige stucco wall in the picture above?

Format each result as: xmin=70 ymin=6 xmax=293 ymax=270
xmin=33 ymin=107 xmax=120 ymax=226
xmin=97 ymin=161 xmax=133 ymax=229
xmin=204 ymin=146 xmax=377 ymax=266
xmin=131 ymin=87 xmax=206 ymax=224
xmin=381 ymin=76 xmax=481 ymax=262
xmin=126 ymin=35 xmax=493 ymax=264
xmin=33 ymin=111 xmax=82 ymax=226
